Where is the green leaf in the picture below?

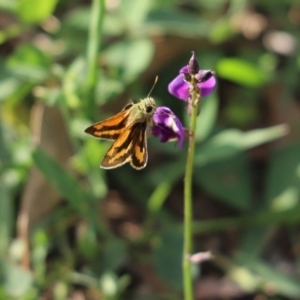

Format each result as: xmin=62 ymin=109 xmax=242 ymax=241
xmin=0 ymin=260 xmax=33 ymax=297
xmin=0 ymin=119 xmax=11 ymax=162
xmin=63 ymin=57 xmax=86 ymax=109
xmin=0 ymin=77 xmax=21 ymax=103
xmin=102 ymin=239 xmax=127 ymax=272
xmin=237 ymin=227 xmax=269 ymax=256
xmin=31 ymin=230 xmax=49 ymax=286
xmin=210 ymin=17 xmax=235 ymax=43
xmin=16 ymin=0 xmax=58 ymax=24
xmin=0 ymin=58 xmax=22 ymax=103
xmin=195 ymin=94 xmax=218 ymax=142
xmin=77 ymin=226 xmax=98 ymax=260
xmin=235 ymin=252 xmax=300 ymax=298
xmin=195 ymin=124 xmax=289 ymax=166
xmin=147 ymin=162 xmax=184 ymax=213
xmin=64 ymin=7 xmax=90 ymax=31
xmin=148 ymin=125 xmax=288 ymax=213
xmin=265 ymin=141 xmax=300 ymax=210
xmin=217 ymin=58 xmax=269 ymax=87
xmin=119 ymin=0 xmax=153 ymax=30
xmin=145 ymin=9 xmax=211 ymax=37
xmin=74 ymin=138 xmax=108 ymax=198
xmin=153 ymin=229 xmax=183 ymax=290
xmin=32 ymin=146 xmax=92 ymax=210
xmin=0 ymin=180 xmax=13 ymax=255
xmin=0 ymin=0 xmax=17 ymax=11
xmin=196 ymin=154 xmax=251 ymax=210
xmin=103 ymin=39 xmax=154 ymax=84
xmin=6 ymin=44 xmax=51 ymax=81
xmin=96 ymin=76 xmax=126 ymax=104
xmin=223 ymin=92 xmax=259 ymax=126
xmin=193 ymin=205 xmax=300 ymax=234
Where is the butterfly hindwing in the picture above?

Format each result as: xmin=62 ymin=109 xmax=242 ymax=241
xmin=130 ymin=122 xmax=147 ymax=169
xmin=101 ymin=122 xmax=147 ymax=169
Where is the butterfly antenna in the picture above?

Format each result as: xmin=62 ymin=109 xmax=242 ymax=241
xmin=147 ymin=76 xmax=159 ymax=98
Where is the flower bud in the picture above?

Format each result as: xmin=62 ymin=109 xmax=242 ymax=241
xmin=188 ymin=51 xmax=200 ymax=75
xmin=195 ymin=70 xmax=215 ymax=83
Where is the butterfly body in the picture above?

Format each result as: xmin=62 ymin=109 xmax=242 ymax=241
xmin=85 ymin=97 xmax=156 ymax=169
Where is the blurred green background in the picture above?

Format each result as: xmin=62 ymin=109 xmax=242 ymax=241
xmin=1 ymin=0 xmax=300 ymax=299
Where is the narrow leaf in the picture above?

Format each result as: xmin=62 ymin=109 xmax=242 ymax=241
xmin=32 ymin=146 xmax=92 ymax=210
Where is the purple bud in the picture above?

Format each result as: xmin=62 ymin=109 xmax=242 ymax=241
xmin=195 ymin=70 xmax=215 ymax=83
xmin=188 ymin=51 xmax=200 ymax=75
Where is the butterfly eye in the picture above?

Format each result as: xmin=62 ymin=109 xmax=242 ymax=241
xmin=146 ymin=106 xmax=153 ymax=113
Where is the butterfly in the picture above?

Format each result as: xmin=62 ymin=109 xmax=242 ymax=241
xmin=84 ymin=97 xmax=156 ymax=170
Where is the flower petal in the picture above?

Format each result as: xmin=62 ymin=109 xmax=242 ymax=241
xmin=169 ymin=66 xmax=216 ymax=100
xmin=168 ymin=74 xmax=190 ymax=101
xmin=199 ymin=75 xmax=217 ymax=97
xmin=152 ymin=106 xmax=184 ymax=148
xmin=180 ymin=66 xmax=189 ymax=73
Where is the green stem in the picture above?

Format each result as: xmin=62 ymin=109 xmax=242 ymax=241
xmin=183 ymin=81 xmax=199 ymax=300
xmin=86 ymin=0 xmax=105 ymax=120
xmin=81 ymin=0 xmax=106 ymax=235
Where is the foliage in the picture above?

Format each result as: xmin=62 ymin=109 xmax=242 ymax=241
xmin=0 ymin=0 xmax=300 ymax=299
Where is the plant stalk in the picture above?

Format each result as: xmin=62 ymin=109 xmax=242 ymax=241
xmin=86 ymin=0 xmax=105 ymax=120
xmin=183 ymin=77 xmax=199 ymax=300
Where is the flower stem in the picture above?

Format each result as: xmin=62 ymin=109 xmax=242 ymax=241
xmin=86 ymin=0 xmax=105 ymax=120
xmin=183 ymin=79 xmax=199 ymax=300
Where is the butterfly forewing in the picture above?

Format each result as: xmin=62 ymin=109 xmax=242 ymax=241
xmin=101 ymin=122 xmax=147 ymax=169
xmin=84 ymin=103 xmax=133 ymax=140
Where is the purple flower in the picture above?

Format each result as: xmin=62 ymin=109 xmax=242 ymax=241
xmin=152 ymin=106 xmax=184 ymax=148
xmin=168 ymin=66 xmax=216 ymax=101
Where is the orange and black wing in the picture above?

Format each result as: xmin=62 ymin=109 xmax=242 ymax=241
xmin=84 ymin=103 xmax=133 ymax=140
xmin=100 ymin=122 xmax=147 ymax=169
xmin=130 ymin=122 xmax=147 ymax=170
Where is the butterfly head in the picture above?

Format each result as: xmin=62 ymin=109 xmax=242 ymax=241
xmin=141 ymin=97 xmax=156 ymax=116
xmin=141 ymin=76 xmax=158 ymax=116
